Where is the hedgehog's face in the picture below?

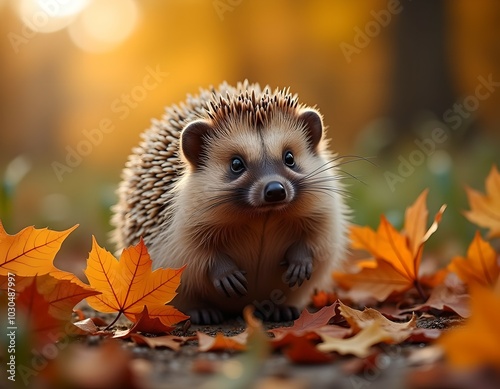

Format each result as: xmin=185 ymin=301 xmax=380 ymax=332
xmin=180 ymin=109 xmax=328 ymax=217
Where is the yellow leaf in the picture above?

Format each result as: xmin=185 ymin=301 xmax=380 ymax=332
xmin=84 ymin=237 xmax=188 ymax=326
xmin=464 ymin=165 xmax=500 ymax=238
xmin=448 ymin=231 xmax=500 ymax=288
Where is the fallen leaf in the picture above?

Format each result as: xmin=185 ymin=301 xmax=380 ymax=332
xmin=317 ymin=322 xmax=393 ymax=358
xmin=129 ymin=305 xmax=176 ymax=334
xmin=438 ymin=286 xmax=500 ymax=368
xmin=33 ymin=274 xmax=99 ymax=321
xmin=338 ymin=301 xmax=416 ymax=343
xmin=448 ymin=231 xmax=499 ymax=288
xmin=404 ymin=188 xmax=429 ymax=257
xmin=333 ymin=190 xmax=446 ymax=302
xmin=419 ymin=267 xmax=449 ymax=288
xmin=15 ymin=276 xmax=80 ymax=347
xmin=73 ymin=318 xmax=100 ymax=334
xmin=406 ymin=328 xmax=442 ymax=343
xmin=84 ymin=237 xmax=188 ymax=327
xmin=0 ymin=221 xmax=78 ymax=277
xmin=334 ymin=259 xmax=413 ymax=302
xmin=281 ymin=334 xmax=333 ymax=364
xmin=464 ymin=165 xmax=500 ymax=238
xmin=269 ymin=303 xmax=340 ymax=340
xmin=403 ymin=274 xmax=470 ymax=317
xmin=125 ymin=333 xmax=192 ymax=350
xmin=197 ymin=331 xmax=247 ymax=352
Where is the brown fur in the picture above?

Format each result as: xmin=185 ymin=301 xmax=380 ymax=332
xmin=111 ymin=81 xmax=349 ymax=318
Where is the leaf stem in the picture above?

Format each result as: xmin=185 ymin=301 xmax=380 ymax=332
xmin=104 ymin=311 xmax=123 ymax=331
xmin=414 ymin=279 xmax=427 ymax=301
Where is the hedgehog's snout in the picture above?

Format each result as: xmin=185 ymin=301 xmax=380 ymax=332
xmin=264 ymin=181 xmax=286 ymax=203
xmin=247 ymin=175 xmax=294 ymax=210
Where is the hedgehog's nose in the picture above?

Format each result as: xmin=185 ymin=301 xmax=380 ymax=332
xmin=264 ymin=181 xmax=286 ymax=203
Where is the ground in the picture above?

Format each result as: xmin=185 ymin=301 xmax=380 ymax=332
xmin=71 ymin=307 xmax=479 ymax=389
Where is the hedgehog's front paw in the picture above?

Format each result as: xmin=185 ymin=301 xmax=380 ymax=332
xmin=188 ymin=308 xmax=224 ymax=325
xmin=254 ymin=305 xmax=300 ymax=322
xmin=210 ymin=253 xmax=248 ymax=298
xmin=283 ymin=242 xmax=313 ymax=287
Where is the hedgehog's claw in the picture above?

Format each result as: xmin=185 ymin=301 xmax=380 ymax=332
xmin=210 ymin=253 xmax=248 ymax=298
xmin=283 ymin=242 xmax=313 ymax=287
xmin=188 ymin=308 xmax=224 ymax=325
xmin=255 ymin=305 xmax=300 ymax=322
xmin=214 ymin=270 xmax=248 ymax=297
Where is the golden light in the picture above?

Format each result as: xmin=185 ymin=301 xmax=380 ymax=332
xmin=68 ymin=0 xmax=140 ymax=53
xmin=13 ymin=0 xmax=89 ymax=33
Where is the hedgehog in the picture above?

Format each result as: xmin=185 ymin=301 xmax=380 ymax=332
xmin=111 ymin=80 xmax=350 ymax=324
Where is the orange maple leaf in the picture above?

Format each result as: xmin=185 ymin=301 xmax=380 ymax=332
xmin=464 ymin=165 xmax=500 ymax=238
xmin=448 ymin=231 xmax=500 ymax=288
xmin=0 ymin=221 xmax=78 ymax=277
xmin=439 ymin=286 xmax=500 ymax=368
xmin=333 ymin=190 xmax=446 ymax=302
xmin=84 ymin=237 xmax=188 ymax=327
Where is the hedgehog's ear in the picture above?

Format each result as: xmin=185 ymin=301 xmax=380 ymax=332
xmin=180 ymin=120 xmax=213 ymax=168
xmin=298 ymin=109 xmax=324 ymax=152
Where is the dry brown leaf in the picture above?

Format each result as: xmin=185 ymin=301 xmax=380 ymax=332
xmin=281 ymin=334 xmax=334 ymax=364
xmin=73 ymin=318 xmax=100 ymax=334
xmin=317 ymin=322 xmax=393 ymax=358
xmin=464 ymin=165 xmax=500 ymax=238
xmin=126 ymin=333 xmax=192 ymax=350
xmin=268 ymin=303 xmax=339 ymax=340
xmin=338 ymin=301 xmax=416 ymax=343
xmin=404 ymin=273 xmax=470 ymax=318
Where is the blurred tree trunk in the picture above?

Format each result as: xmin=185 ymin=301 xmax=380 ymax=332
xmin=388 ymin=0 xmax=455 ymax=148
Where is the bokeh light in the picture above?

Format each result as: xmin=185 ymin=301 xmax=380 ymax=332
xmin=13 ymin=0 xmax=89 ymax=33
xmin=68 ymin=0 xmax=139 ymax=53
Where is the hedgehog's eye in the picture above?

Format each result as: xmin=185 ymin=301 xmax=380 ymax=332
xmin=284 ymin=151 xmax=295 ymax=168
xmin=230 ymin=157 xmax=245 ymax=174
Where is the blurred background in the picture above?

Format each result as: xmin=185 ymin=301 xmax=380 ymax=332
xmin=0 ymin=0 xmax=499 ymax=270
